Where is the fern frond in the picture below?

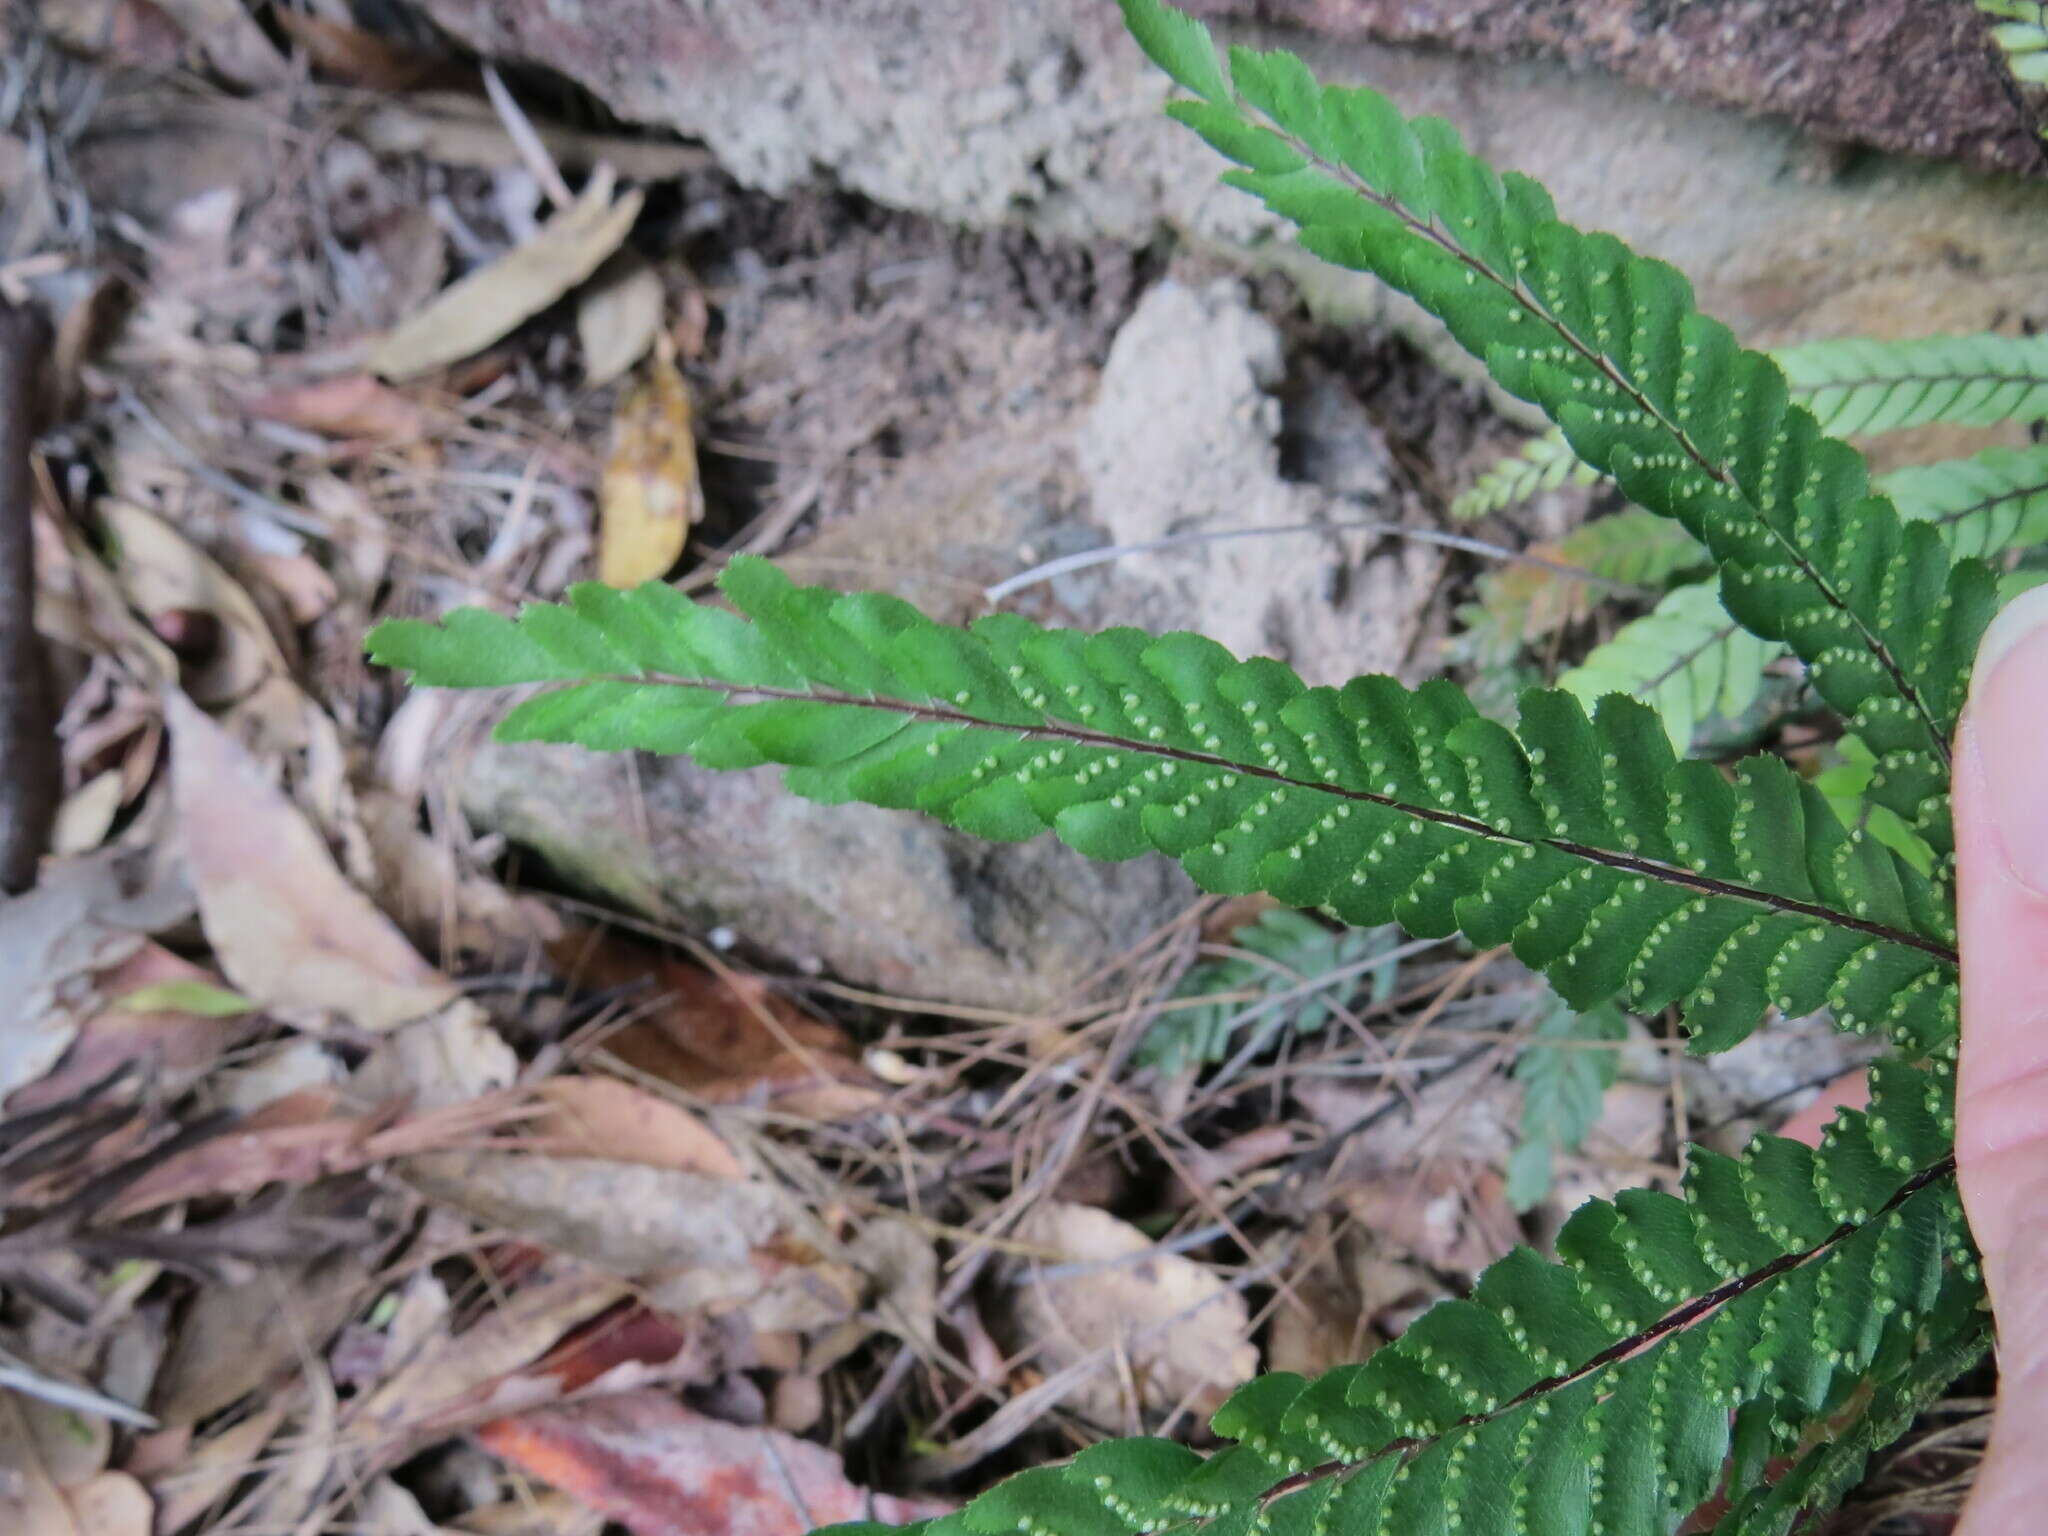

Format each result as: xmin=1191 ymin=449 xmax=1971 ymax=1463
xmin=1705 ymin=1264 xmax=1987 ymax=1536
xmin=1452 ymin=429 xmax=1601 ymax=520
xmin=812 ymin=1058 xmax=1968 ymax=1536
xmin=369 ymin=562 xmax=1958 ymax=1059
xmin=1449 ymin=510 xmax=1706 ymax=723
xmin=1465 ymin=334 xmax=2048 ymax=524
xmin=1554 ymin=509 xmax=1707 ymax=588
xmin=1559 ymin=580 xmax=1775 ymax=753
xmin=1559 ymin=444 xmax=2048 ymax=756
xmin=1883 ymin=440 xmax=2048 ymax=558
xmin=1133 ymin=2 xmax=1995 ymax=859
xmin=1773 ymin=331 xmax=2048 ymax=436
xmin=1506 ymin=993 xmax=1628 ymax=1212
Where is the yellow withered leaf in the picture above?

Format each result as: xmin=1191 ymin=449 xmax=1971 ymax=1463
xmin=597 ymin=336 xmax=703 ymax=588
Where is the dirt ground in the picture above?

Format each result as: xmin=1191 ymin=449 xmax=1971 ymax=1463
xmin=0 ymin=6 xmax=1991 ymax=1535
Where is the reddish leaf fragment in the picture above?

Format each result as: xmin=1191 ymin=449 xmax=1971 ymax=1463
xmin=476 ymin=1392 xmax=949 ymax=1536
xmin=551 ymin=931 xmax=877 ymax=1117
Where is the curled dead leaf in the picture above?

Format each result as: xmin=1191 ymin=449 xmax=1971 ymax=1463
xmin=100 ymin=501 xmax=285 ymax=706
xmin=166 ymin=691 xmax=457 ymax=1032
xmin=521 ymin=1077 xmax=744 ymax=1177
xmin=597 ymin=335 xmax=701 ymax=587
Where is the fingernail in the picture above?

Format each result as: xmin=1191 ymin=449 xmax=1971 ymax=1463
xmin=1971 ymin=584 xmax=2048 ymax=895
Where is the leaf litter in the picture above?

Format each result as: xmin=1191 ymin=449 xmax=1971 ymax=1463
xmin=0 ymin=7 xmax=1911 ymax=1533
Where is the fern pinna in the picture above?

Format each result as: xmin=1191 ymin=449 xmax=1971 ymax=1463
xmin=368 ymin=3 xmax=2002 ymax=1531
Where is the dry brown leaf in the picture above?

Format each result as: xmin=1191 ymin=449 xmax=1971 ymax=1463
xmin=100 ymin=501 xmax=285 ymax=706
xmin=356 ymin=1274 xmax=631 ymax=1441
xmin=1003 ymin=1202 xmax=1258 ymax=1427
xmin=597 ymin=335 xmax=702 ymax=586
xmin=577 ymin=250 xmax=665 ymax=387
xmin=7 ymin=942 xmax=254 ymax=1114
xmin=151 ymin=1251 xmax=373 ymax=1427
xmin=368 ymin=174 xmax=644 ymax=382
xmin=556 ymin=932 xmax=877 ymax=1117
xmin=166 ymin=691 xmax=457 ymax=1032
xmin=522 ymin=1078 xmax=744 ymax=1177
xmin=475 ymin=1391 xmax=950 ymax=1536
xmin=143 ymin=1400 xmax=287 ymax=1535
xmin=0 ymin=843 xmax=192 ymax=1105
xmin=246 ymin=374 xmax=427 ymax=445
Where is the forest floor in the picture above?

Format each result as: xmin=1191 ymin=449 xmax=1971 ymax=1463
xmin=0 ymin=6 xmax=1985 ymax=1535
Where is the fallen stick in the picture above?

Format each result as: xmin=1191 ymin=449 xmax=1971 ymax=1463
xmin=0 ymin=299 xmax=57 ymax=894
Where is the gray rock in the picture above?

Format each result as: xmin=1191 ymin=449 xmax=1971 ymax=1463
xmin=462 ymin=737 xmax=1191 ymax=1010
xmin=1076 ymin=277 xmax=1431 ymax=684
xmin=412 ymin=0 xmax=2048 ymax=365
xmin=459 ymin=274 xmax=1426 ymax=1007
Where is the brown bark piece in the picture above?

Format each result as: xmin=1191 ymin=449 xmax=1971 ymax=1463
xmin=0 ymin=299 xmax=57 ymax=894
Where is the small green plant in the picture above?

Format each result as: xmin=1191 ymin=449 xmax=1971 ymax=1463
xmin=1505 ymin=994 xmax=1629 ymax=1213
xmin=369 ymin=3 xmax=2026 ymax=1529
xmin=1139 ymin=907 xmax=1403 ymax=1075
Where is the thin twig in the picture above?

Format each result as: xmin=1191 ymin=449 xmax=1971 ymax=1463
xmin=479 ymin=64 xmax=574 ymax=209
xmin=983 ymin=518 xmax=1651 ymax=604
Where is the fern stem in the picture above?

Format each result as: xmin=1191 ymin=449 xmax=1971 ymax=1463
xmin=603 ymin=672 xmax=1960 ymax=965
